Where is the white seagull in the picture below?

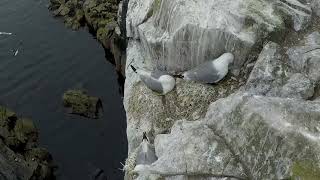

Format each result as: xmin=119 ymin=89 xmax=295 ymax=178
xmin=133 ymin=132 xmax=157 ymax=176
xmin=181 ymin=52 xmax=234 ymax=84
xmin=131 ymin=65 xmax=175 ymax=95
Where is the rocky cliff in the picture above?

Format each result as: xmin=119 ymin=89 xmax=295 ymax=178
xmin=124 ymin=0 xmax=320 ymax=179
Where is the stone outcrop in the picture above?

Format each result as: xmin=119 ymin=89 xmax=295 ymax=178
xmin=0 ymin=106 xmax=55 ymax=180
xmin=63 ymin=89 xmax=102 ymax=119
xmin=124 ymin=0 xmax=320 ymax=179
xmin=149 ymin=92 xmax=320 ymax=179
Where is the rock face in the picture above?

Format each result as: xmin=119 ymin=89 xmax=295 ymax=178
xmin=126 ymin=0 xmax=313 ymax=74
xmin=149 ymin=93 xmax=320 ymax=179
xmin=124 ymin=0 xmax=320 ymax=179
xmin=0 ymin=106 xmax=55 ymax=180
xmin=246 ymin=42 xmax=315 ymax=100
xmin=63 ymin=89 xmax=102 ymax=119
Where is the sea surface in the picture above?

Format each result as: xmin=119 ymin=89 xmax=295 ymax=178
xmin=0 ymin=0 xmax=127 ymax=179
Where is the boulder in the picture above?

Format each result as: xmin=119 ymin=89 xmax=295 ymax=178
xmin=63 ymin=89 xmax=102 ymax=119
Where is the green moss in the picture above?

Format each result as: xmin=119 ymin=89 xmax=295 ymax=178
xmin=97 ymin=27 xmax=108 ymax=43
xmin=290 ymin=161 xmax=320 ymax=180
xmin=146 ymin=0 xmax=162 ymax=19
xmin=63 ymin=89 xmax=101 ymax=118
xmin=0 ymin=106 xmax=16 ymax=121
xmin=98 ymin=18 xmax=114 ymax=27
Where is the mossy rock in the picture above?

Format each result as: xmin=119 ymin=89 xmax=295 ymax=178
xmin=65 ymin=16 xmax=82 ymax=30
xmin=63 ymin=90 xmax=102 ymax=119
xmin=0 ymin=106 xmax=17 ymax=128
xmin=14 ymin=119 xmax=38 ymax=145
xmin=31 ymin=163 xmax=56 ymax=180
xmin=25 ymin=147 xmax=52 ymax=162
xmin=146 ymin=0 xmax=162 ymax=19
xmin=290 ymin=161 xmax=320 ymax=180
xmin=5 ymin=136 xmax=22 ymax=150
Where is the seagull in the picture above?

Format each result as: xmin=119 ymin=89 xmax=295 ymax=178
xmin=13 ymin=49 xmax=19 ymax=56
xmin=181 ymin=52 xmax=234 ymax=84
xmin=12 ymin=41 xmax=22 ymax=57
xmin=135 ymin=132 xmax=157 ymax=165
xmin=133 ymin=132 xmax=157 ymax=176
xmin=0 ymin=32 xmax=12 ymax=35
xmin=130 ymin=65 xmax=175 ymax=95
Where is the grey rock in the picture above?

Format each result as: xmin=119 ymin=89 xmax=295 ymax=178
xmin=147 ymin=93 xmax=320 ymax=179
xmin=311 ymin=0 xmax=320 ymax=16
xmin=152 ymin=120 xmax=245 ymax=179
xmin=287 ymin=32 xmax=320 ymax=83
xmin=280 ymin=73 xmax=314 ymax=100
xmin=245 ymin=42 xmax=288 ymax=97
xmin=246 ymin=41 xmax=316 ymax=100
xmin=275 ymin=0 xmax=312 ymax=31
xmin=126 ymin=0 xmax=154 ymax=39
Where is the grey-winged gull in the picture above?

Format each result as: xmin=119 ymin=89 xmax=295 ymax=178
xmin=131 ymin=65 xmax=175 ymax=95
xmin=181 ymin=52 xmax=234 ymax=84
xmin=0 ymin=32 xmax=12 ymax=35
xmin=133 ymin=132 xmax=157 ymax=175
xmin=135 ymin=132 xmax=157 ymax=165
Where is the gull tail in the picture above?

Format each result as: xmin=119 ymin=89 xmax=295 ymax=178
xmin=142 ymin=132 xmax=148 ymax=141
xmin=173 ymin=74 xmax=184 ymax=78
xmin=130 ymin=65 xmax=137 ymax=73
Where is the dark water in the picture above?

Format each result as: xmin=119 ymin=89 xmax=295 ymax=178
xmin=0 ymin=0 xmax=127 ymax=179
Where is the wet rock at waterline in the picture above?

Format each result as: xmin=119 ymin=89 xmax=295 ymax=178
xmin=63 ymin=89 xmax=102 ymax=119
xmin=49 ymin=0 xmax=119 ymax=31
xmin=0 ymin=106 xmax=55 ymax=180
xmin=49 ymin=0 xmax=127 ymax=76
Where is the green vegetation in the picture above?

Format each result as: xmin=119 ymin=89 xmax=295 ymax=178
xmin=290 ymin=161 xmax=320 ymax=180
